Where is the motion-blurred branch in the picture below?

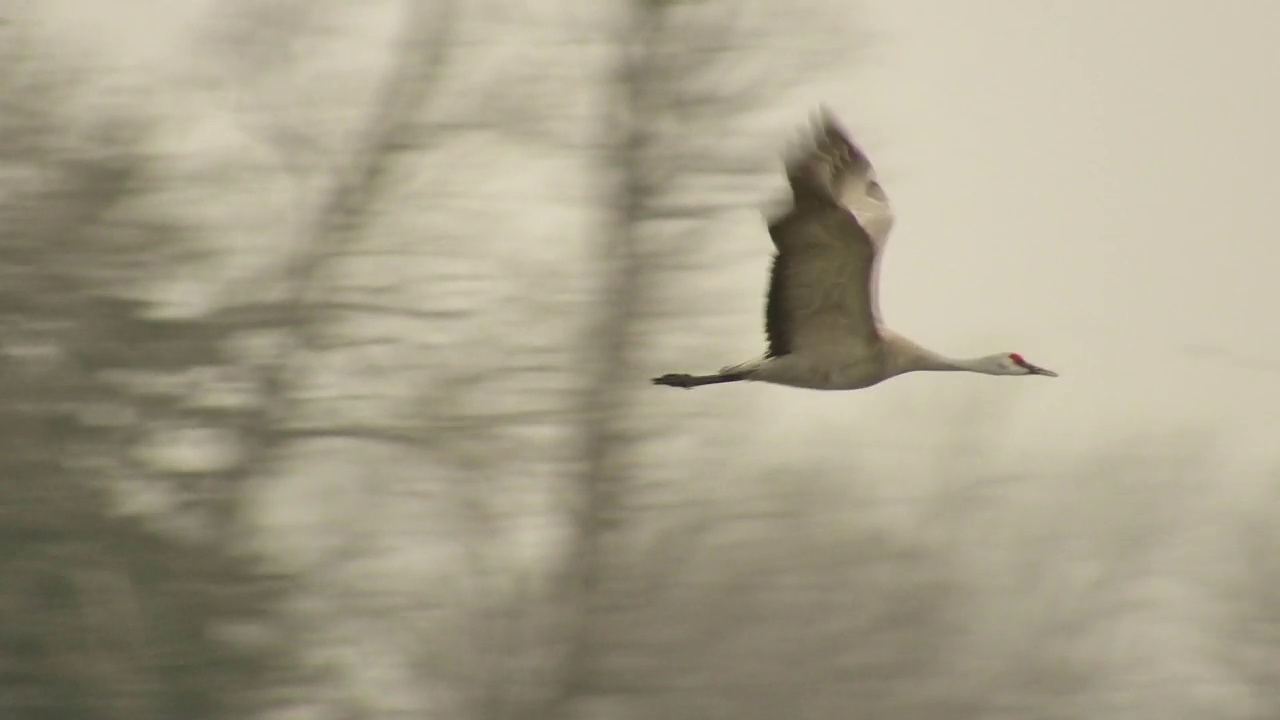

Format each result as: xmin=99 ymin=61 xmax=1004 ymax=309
xmin=215 ymin=0 xmax=459 ymax=532
xmin=537 ymin=1 xmax=664 ymax=715
xmin=535 ymin=0 xmax=861 ymax=716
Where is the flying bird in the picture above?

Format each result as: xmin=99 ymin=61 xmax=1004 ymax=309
xmin=652 ymin=109 xmax=1057 ymax=391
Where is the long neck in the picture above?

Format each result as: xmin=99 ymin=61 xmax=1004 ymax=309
xmin=947 ymin=356 xmax=1003 ymax=374
xmin=887 ymin=335 xmax=1000 ymax=376
xmin=907 ymin=349 xmax=998 ymax=375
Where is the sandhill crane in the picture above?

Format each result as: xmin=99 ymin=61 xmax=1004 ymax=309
xmin=652 ymin=109 xmax=1057 ymax=391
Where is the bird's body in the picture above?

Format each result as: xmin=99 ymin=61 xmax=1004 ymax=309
xmin=653 ymin=109 xmax=1057 ymax=392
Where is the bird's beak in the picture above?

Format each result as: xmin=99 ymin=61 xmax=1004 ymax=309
xmin=1028 ymin=364 xmax=1058 ymax=377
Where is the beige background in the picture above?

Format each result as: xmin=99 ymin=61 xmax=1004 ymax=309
xmin=757 ymin=0 xmax=1280 ymax=475
xmin=29 ymin=0 xmax=1280 ymax=465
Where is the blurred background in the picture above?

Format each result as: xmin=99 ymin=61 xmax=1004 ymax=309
xmin=2 ymin=0 xmax=1278 ymax=718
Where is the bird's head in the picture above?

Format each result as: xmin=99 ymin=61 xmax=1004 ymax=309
xmin=991 ymin=352 xmax=1058 ymax=377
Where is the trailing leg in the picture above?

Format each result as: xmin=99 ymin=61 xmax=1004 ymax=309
xmin=651 ymin=371 xmax=746 ymax=389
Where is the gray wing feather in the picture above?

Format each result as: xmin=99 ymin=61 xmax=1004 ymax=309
xmin=763 ymin=109 xmax=894 ymax=358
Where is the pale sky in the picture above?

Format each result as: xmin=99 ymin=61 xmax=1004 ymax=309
xmin=752 ymin=0 xmax=1280 ymax=472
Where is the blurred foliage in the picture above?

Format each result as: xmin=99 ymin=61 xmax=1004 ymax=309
xmin=1215 ymin=478 xmax=1280 ymax=716
xmin=0 ymin=24 xmax=296 ymax=720
xmin=0 ymin=466 xmax=292 ymax=720
xmin=422 ymin=436 xmax=1280 ymax=720
xmin=613 ymin=507 xmax=955 ymax=719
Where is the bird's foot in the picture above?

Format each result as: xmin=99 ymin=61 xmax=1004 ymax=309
xmin=652 ymin=373 xmax=696 ymax=389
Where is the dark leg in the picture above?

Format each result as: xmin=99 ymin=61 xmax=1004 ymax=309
xmin=651 ymin=372 xmax=746 ymax=389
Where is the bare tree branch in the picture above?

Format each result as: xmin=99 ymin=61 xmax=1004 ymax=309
xmin=216 ymin=0 xmax=460 ymax=534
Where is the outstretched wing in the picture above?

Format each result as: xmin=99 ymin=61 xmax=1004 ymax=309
xmin=763 ymin=109 xmax=895 ymax=359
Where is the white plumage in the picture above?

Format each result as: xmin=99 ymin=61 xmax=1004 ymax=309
xmin=653 ymin=108 xmax=1057 ymax=391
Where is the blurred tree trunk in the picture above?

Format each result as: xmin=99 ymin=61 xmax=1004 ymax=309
xmin=543 ymin=0 xmax=863 ymax=717
xmin=549 ymin=15 xmax=653 ymax=720
xmin=213 ymin=0 xmax=458 ymax=538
